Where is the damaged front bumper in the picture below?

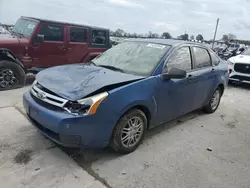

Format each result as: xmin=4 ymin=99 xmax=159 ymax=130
xmin=23 ymin=91 xmax=114 ymax=148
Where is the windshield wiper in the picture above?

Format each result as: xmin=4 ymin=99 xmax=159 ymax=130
xmin=98 ymin=65 xmax=125 ymax=73
xmin=88 ymin=60 xmax=97 ymax=66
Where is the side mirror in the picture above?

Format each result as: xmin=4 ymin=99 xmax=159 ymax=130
xmin=33 ymin=34 xmax=44 ymax=44
xmin=161 ymin=68 xmax=187 ymax=80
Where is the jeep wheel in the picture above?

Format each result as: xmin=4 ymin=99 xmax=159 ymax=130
xmin=0 ymin=60 xmax=26 ymax=91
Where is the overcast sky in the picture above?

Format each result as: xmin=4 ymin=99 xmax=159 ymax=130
xmin=0 ymin=0 xmax=249 ymax=40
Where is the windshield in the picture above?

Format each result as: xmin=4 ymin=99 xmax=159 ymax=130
xmin=242 ymin=48 xmax=250 ymax=56
xmin=12 ymin=18 xmax=38 ymax=37
xmin=92 ymin=41 xmax=170 ymax=76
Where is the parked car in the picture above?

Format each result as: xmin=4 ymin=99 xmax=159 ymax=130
xmin=0 ymin=16 xmax=111 ymax=91
xmin=23 ymin=39 xmax=229 ymax=154
xmin=228 ymin=47 xmax=250 ymax=83
xmin=0 ymin=26 xmax=10 ymax=35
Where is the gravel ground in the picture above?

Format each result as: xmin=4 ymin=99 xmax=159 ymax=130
xmin=74 ymin=84 xmax=250 ymax=188
xmin=1 ymin=80 xmax=250 ymax=188
xmin=0 ymin=80 xmax=105 ymax=188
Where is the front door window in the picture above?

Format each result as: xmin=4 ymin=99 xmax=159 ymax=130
xmin=166 ymin=47 xmax=192 ymax=71
xmin=38 ymin=25 xmax=64 ymax=42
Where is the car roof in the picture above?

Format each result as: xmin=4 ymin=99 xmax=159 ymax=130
xmin=128 ymin=38 xmax=208 ymax=48
xmin=21 ymin=16 xmax=109 ymax=31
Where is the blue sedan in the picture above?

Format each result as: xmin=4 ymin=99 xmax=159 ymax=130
xmin=23 ymin=39 xmax=229 ymax=153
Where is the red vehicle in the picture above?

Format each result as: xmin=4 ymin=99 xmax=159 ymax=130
xmin=0 ymin=17 xmax=111 ymax=90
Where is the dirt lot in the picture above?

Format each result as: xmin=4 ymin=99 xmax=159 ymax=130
xmin=1 ymin=81 xmax=250 ymax=188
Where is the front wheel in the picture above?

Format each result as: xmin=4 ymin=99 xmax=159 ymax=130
xmin=0 ymin=60 xmax=26 ymax=91
xmin=110 ymin=109 xmax=147 ymax=154
xmin=203 ymin=87 xmax=222 ymax=113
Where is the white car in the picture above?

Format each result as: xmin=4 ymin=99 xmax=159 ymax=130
xmin=228 ymin=48 xmax=250 ymax=83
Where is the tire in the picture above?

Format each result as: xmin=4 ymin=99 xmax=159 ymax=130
xmin=228 ymin=80 xmax=233 ymax=85
xmin=0 ymin=60 xmax=26 ymax=91
xmin=203 ymin=87 xmax=222 ymax=113
xmin=110 ymin=109 xmax=147 ymax=154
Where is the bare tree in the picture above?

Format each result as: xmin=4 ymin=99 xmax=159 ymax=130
xmin=222 ymin=35 xmax=229 ymax=42
xmin=228 ymin=33 xmax=236 ymax=41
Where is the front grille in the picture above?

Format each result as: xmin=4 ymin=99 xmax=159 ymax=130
xmin=30 ymin=82 xmax=68 ymax=110
xmin=31 ymin=94 xmax=64 ymax=112
xmin=230 ymin=75 xmax=250 ymax=82
xmin=234 ymin=63 xmax=250 ymax=74
xmin=36 ymin=83 xmax=60 ymax=97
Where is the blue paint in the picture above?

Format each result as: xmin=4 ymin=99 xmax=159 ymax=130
xmin=23 ymin=39 xmax=229 ymax=149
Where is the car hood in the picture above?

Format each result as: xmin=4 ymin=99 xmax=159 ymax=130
xmin=229 ymin=55 xmax=250 ymax=64
xmin=0 ymin=34 xmax=20 ymax=45
xmin=36 ymin=64 xmax=145 ymax=101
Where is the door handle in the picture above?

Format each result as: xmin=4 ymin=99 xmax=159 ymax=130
xmin=58 ymin=45 xmax=66 ymax=50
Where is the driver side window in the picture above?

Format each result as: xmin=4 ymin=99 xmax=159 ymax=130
xmin=166 ymin=47 xmax=192 ymax=71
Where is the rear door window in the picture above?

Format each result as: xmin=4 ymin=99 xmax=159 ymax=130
xmin=166 ymin=47 xmax=192 ymax=71
xmin=193 ymin=47 xmax=211 ymax=69
xmin=92 ymin=30 xmax=107 ymax=45
xmin=38 ymin=24 xmax=64 ymax=42
xmin=70 ymin=27 xmax=87 ymax=42
xmin=209 ymin=51 xmax=220 ymax=66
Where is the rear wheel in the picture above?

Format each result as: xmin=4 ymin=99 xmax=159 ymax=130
xmin=203 ymin=87 xmax=222 ymax=113
xmin=0 ymin=60 xmax=26 ymax=91
xmin=110 ymin=109 xmax=147 ymax=154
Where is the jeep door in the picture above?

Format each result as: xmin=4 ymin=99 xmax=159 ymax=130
xmin=31 ymin=23 xmax=67 ymax=67
xmin=66 ymin=26 xmax=88 ymax=64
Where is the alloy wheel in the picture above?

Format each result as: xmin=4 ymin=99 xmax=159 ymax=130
xmin=121 ymin=116 xmax=144 ymax=148
xmin=211 ymin=90 xmax=220 ymax=110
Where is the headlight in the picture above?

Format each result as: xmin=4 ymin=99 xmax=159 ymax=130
xmin=227 ymin=59 xmax=234 ymax=66
xmin=32 ymin=80 xmax=37 ymax=86
xmin=64 ymin=92 xmax=108 ymax=115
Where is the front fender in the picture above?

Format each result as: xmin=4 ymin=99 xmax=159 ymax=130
xmin=103 ymin=77 xmax=159 ymax=125
xmin=92 ymin=77 xmax=159 ymax=144
xmin=0 ymin=48 xmax=24 ymax=68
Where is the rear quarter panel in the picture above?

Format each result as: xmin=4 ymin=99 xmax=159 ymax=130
xmin=215 ymin=60 xmax=229 ymax=87
xmin=205 ymin=60 xmax=229 ymax=104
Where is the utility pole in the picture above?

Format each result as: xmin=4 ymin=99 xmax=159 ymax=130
xmin=212 ymin=18 xmax=219 ymax=49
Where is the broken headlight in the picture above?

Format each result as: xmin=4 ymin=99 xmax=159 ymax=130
xmin=64 ymin=92 xmax=108 ymax=115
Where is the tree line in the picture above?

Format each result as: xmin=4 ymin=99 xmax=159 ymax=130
xmin=1 ymin=23 xmax=248 ymax=45
xmin=110 ymin=28 xmax=250 ymax=45
xmin=110 ymin=28 xmax=206 ymax=40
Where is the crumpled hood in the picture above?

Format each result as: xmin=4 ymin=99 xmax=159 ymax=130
xmin=36 ymin=64 xmax=145 ymax=101
xmin=229 ymin=55 xmax=250 ymax=64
